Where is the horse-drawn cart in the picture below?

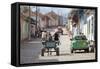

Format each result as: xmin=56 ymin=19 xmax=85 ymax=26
xmin=41 ymin=40 xmax=59 ymax=56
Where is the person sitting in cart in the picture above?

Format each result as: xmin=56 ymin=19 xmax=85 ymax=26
xmin=46 ymin=32 xmax=53 ymax=41
xmin=53 ymin=32 xmax=60 ymax=45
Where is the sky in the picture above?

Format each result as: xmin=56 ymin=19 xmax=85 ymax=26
xmin=31 ymin=6 xmax=72 ymax=17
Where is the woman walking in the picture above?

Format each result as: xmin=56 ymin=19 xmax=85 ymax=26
xmin=41 ymin=31 xmax=47 ymax=41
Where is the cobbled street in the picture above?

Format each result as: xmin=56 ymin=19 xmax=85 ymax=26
xmin=20 ymin=27 xmax=95 ymax=64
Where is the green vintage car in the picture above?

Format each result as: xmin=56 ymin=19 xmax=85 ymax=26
xmin=70 ymin=35 xmax=89 ymax=53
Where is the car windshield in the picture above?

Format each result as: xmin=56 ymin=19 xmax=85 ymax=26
xmin=74 ymin=36 xmax=87 ymax=40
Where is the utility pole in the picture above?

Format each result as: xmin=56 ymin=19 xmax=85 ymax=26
xmin=37 ymin=7 xmax=40 ymax=28
xmin=35 ymin=6 xmax=38 ymax=38
xmin=58 ymin=10 xmax=59 ymax=26
xmin=36 ymin=6 xmax=37 ymax=29
xmin=28 ymin=6 xmax=31 ymax=40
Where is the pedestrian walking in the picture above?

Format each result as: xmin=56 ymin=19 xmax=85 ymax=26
xmin=41 ymin=31 xmax=47 ymax=41
xmin=31 ymin=26 xmax=35 ymax=38
xmin=89 ymin=40 xmax=95 ymax=52
xmin=79 ymin=33 xmax=86 ymax=40
xmin=41 ymin=30 xmax=47 ymax=46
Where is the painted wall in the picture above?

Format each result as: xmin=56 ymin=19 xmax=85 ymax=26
xmin=20 ymin=19 xmax=29 ymax=41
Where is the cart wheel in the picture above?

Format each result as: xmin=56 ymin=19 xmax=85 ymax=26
xmin=56 ymin=48 xmax=59 ymax=56
xmin=41 ymin=48 xmax=45 ymax=56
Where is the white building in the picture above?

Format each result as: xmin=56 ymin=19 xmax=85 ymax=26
xmin=82 ymin=10 xmax=95 ymax=41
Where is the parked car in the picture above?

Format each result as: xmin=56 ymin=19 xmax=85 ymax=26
xmin=70 ymin=35 xmax=90 ymax=53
